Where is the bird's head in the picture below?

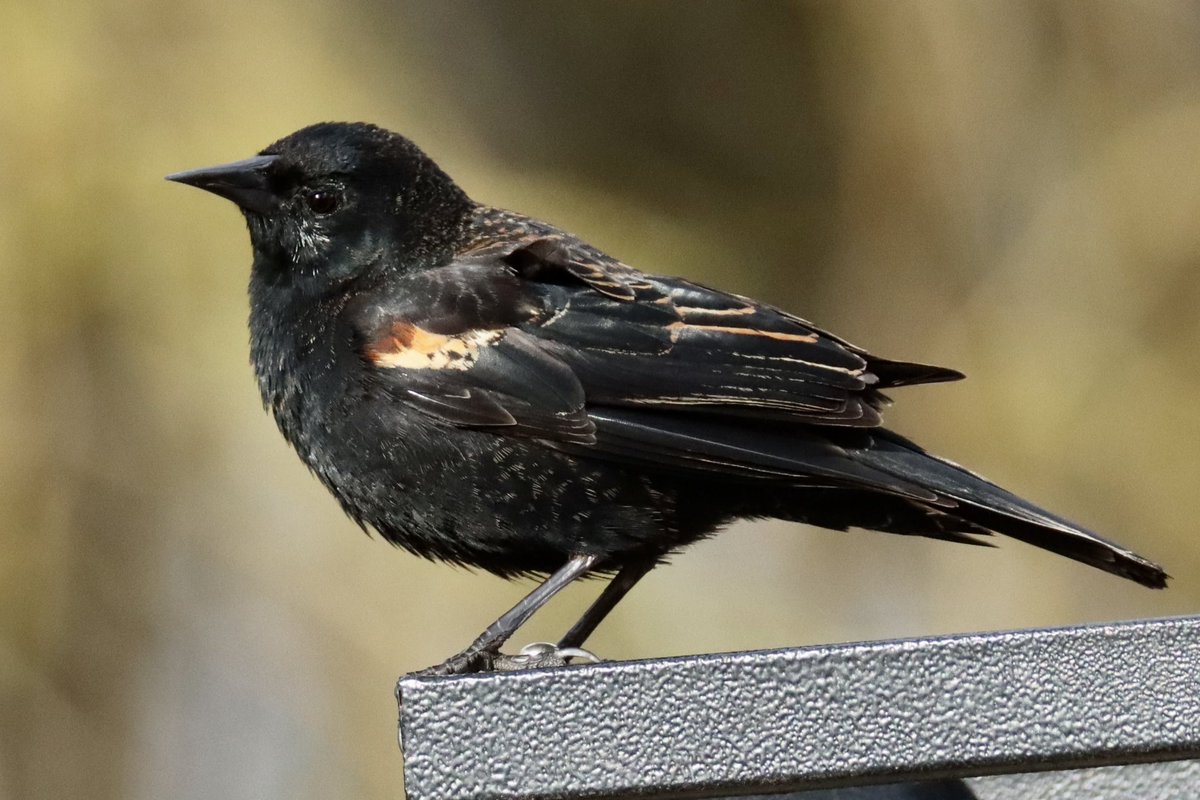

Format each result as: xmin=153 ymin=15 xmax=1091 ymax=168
xmin=167 ymin=122 xmax=473 ymax=293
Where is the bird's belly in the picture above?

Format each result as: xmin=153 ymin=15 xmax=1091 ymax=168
xmin=315 ymin=419 xmax=692 ymax=576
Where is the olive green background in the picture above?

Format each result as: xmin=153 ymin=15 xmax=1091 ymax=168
xmin=3 ymin=2 xmax=1198 ymax=798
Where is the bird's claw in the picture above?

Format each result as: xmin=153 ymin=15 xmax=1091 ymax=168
xmin=493 ymin=641 xmax=603 ymax=671
xmin=405 ymin=641 xmax=602 ymax=680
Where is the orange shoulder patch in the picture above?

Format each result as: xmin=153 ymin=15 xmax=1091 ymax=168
xmin=366 ymin=322 xmax=503 ymax=370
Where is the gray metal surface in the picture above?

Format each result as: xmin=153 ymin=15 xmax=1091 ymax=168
xmin=398 ymin=615 xmax=1200 ymax=800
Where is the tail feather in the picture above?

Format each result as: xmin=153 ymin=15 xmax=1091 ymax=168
xmin=868 ymin=357 xmax=965 ymax=388
xmin=585 ymin=407 xmax=1167 ymax=588
xmin=851 ymin=430 xmax=1169 ymax=589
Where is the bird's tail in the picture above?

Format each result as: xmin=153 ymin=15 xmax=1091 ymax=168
xmin=848 ymin=430 xmax=1168 ymax=589
xmin=587 ymin=408 xmax=1167 ymax=588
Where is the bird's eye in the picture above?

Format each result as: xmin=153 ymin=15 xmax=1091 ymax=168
xmin=303 ymin=189 xmax=340 ymax=215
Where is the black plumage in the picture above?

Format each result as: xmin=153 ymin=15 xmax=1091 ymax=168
xmin=168 ymin=122 xmax=1167 ymax=674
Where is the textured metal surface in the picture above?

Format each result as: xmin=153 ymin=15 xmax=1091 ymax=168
xmin=398 ymin=616 xmax=1200 ymax=800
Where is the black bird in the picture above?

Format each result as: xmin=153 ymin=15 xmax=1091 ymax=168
xmin=168 ymin=122 xmax=1167 ymax=674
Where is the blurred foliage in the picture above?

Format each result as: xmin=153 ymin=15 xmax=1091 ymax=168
xmin=2 ymin=1 xmax=1199 ymax=798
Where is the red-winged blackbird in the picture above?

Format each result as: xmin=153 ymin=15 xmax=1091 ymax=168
xmin=169 ymin=122 xmax=1166 ymax=675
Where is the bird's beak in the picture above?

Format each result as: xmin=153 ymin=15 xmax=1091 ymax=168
xmin=166 ymin=154 xmax=280 ymax=215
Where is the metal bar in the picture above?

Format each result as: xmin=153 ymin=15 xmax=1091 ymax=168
xmin=398 ymin=615 xmax=1200 ymax=800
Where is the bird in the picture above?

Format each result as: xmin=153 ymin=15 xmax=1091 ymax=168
xmin=167 ymin=122 xmax=1167 ymax=675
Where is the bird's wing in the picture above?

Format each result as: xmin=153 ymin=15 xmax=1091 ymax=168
xmin=457 ymin=229 xmax=962 ymax=427
xmin=352 ymin=228 xmax=961 ymax=445
xmin=350 ymin=234 xmax=960 ymax=497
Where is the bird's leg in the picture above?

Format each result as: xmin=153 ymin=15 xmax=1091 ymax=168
xmin=412 ymin=553 xmax=599 ymax=677
xmin=482 ymin=559 xmax=655 ymax=672
xmin=558 ymin=558 xmax=655 ymax=650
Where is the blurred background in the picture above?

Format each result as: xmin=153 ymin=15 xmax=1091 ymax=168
xmin=3 ymin=1 xmax=1200 ymax=798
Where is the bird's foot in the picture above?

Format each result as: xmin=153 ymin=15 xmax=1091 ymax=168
xmin=406 ymin=642 xmax=602 ymax=679
xmin=492 ymin=641 xmax=603 ymax=671
xmin=397 ymin=642 xmax=603 ymax=707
